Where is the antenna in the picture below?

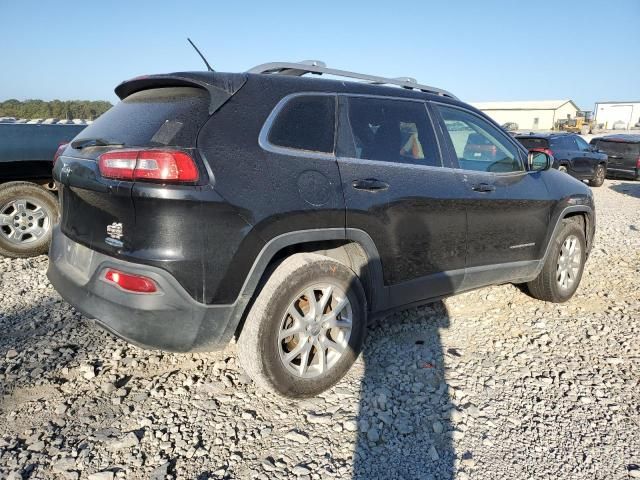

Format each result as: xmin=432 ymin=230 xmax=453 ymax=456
xmin=187 ymin=38 xmax=214 ymax=72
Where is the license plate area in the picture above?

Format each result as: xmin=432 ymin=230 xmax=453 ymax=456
xmin=64 ymin=240 xmax=94 ymax=280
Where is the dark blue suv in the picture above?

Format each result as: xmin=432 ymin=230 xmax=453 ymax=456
xmin=516 ymin=133 xmax=608 ymax=187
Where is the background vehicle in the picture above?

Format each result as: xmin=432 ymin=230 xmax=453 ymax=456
xmin=47 ymin=62 xmax=595 ymax=398
xmin=556 ymin=111 xmax=593 ymax=135
xmin=515 ymin=132 xmax=608 ymax=186
xmin=590 ymin=134 xmax=640 ymax=180
xmin=0 ymin=123 xmax=85 ymax=257
xmin=501 ymin=122 xmax=518 ymax=132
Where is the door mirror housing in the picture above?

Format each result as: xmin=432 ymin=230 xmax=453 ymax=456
xmin=528 ymin=150 xmax=552 ymax=171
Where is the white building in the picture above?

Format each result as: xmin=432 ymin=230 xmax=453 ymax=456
xmin=593 ymin=101 xmax=640 ymax=130
xmin=471 ymin=100 xmax=580 ymax=131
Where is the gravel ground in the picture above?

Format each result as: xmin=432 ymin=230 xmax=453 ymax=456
xmin=1 ymin=179 xmax=639 ymax=480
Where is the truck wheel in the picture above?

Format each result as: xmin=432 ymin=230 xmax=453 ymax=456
xmin=237 ymin=253 xmax=367 ymax=398
xmin=0 ymin=182 xmax=58 ymax=258
xmin=588 ymin=164 xmax=606 ymax=187
xmin=527 ymin=218 xmax=586 ymax=303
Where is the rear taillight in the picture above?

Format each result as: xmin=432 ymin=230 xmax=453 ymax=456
xmin=636 ymin=156 xmax=640 ymax=169
xmin=53 ymin=143 xmax=68 ymax=166
xmin=103 ymin=269 xmax=158 ymax=293
xmin=98 ymin=149 xmax=199 ymax=183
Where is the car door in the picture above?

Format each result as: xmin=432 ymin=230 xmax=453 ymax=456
xmin=574 ymin=135 xmax=598 ymax=177
xmin=335 ymin=95 xmax=468 ymax=308
xmin=432 ymin=103 xmax=555 ymax=288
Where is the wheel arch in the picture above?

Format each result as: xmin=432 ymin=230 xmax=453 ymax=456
xmin=232 ymin=228 xmax=386 ymax=338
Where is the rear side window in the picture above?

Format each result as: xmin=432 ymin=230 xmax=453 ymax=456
xmin=341 ymin=96 xmax=440 ymax=166
xmin=267 ymin=95 xmax=336 ymax=153
xmin=73 ymin=87 xmax=210 ymax=148
xmin=517 ymin=137 xmax=549 ymax=150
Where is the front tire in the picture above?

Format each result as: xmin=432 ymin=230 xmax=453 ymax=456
xmin=0 ymin=182 xmax=58 ymax=258
xmin=589 ymin=164 xmax=605 ymax=187
xmin=527 ymin=218 xmax=586 ymax=303
xmin=237 ymin=253 xmax=367 ymax=398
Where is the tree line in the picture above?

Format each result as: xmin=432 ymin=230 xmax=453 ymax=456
xmin=0 ymin=99 xmax=113 ymax=120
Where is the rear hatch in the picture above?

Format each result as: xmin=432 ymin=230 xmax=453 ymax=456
xmin=54 ymin=74 xmax=246 ymax=301
xmin=594 ymin=138 xmax=640 ymax=169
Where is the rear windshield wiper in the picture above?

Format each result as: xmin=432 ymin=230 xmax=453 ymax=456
xmin=71 ymin=138 xmax=124 ymax=150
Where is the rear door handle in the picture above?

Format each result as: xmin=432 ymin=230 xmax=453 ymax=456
xmin=352 ymin=178 xmax=389 ymax=191
xmin=471 ymin=183 xmax=496 ymax=193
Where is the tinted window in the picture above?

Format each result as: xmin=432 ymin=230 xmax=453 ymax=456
xmin=517 ymin=137 xmax=549 ymax=150
xmin=552 ymin=136 xmax=578 ymax=150
xmin=73 ymin=87 xmax=210 ymax=148
xmin=342 ymin=97 xmax=440 ymax=166
xmin=268 ymin=95 xmax=335 ymax=153
xmin=596 ymin=139 xmax=640 ymax=156
xmin=437 ymin=106 xmax=523 ymax=173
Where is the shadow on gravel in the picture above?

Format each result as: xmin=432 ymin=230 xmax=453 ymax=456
xmin=353 ymin=300 xmax=454 ymax=479
xmin=609 ymin=181 xmax=640 ymax=199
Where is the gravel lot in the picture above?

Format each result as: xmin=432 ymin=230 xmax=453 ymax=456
xmin=1 ymin=179 xmax=639 ymax=480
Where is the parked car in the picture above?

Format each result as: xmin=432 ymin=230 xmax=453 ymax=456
xmin=47 ymin=62 xmax=596 ymax=398
xmin=515 ymin=132 xmax=608 ymax=187
xmin=0 ymin=122 xmax=86 ymax=257
xmin=590 ymin=134 xmax=640 ymax=180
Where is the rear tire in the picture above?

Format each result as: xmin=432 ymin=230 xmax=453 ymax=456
xmin=237 ymin=253 xmax=367 ymax=398
xmin=527 ymin=218 xmax=586 ymax=303
xmin=0 ymin=182 xmax=58 ymax=258
xmin=588 ymin=164 xmax=605 ymax=187
xmin=558 ymin=164 xmax=569 ymax=173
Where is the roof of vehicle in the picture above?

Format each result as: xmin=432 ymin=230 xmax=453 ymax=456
xmin=472 ymin=99 xmax=578 ymax=111
xmin=114 ymin=62 xmax=462 ymax=113
xmin=593 ymin=134 xmax=640 ymax=143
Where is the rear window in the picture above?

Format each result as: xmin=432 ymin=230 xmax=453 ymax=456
xmin=596 ymin=140 xmax=640 ymax=156
xmin=73 ymin=87 xmax=210 ymax=148
xmin=267 ymin=95 xmax=336 ymax=153
xmin=517 ymin=137 xmax=548 ymax=149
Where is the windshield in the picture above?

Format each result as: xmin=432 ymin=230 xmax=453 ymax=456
xmin=596 ymin=140 xmax=640 ymax=156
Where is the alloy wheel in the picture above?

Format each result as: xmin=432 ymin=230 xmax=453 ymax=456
xmin=278 ymin=283 xmax=353 ymax=379
xmin=556 ymin=234 xmax=582 ymax=291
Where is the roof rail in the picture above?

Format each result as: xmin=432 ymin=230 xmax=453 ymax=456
xmin=247 ymin=61 xmax=457 ymax=99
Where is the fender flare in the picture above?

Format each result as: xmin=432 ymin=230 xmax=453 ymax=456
xmin=237 ymin=228 xmax=386 ymax=311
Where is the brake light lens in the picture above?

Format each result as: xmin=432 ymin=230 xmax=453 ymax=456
xmin=104 ymin=269 xmax=158 ymax=293
xmin=636 ymin=156 xmax=640 ymax=169
xmin=53 ymin=143 xmax=68 ymax=166
xmin=98 ymin=150 xmax=199 ymax=183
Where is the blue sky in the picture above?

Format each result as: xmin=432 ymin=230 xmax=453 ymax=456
xmin=2 ymin=0 xmax=638 ymax=110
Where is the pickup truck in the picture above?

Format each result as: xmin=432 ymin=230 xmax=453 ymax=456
xmin=0 ymin=123 xmax=85 ymax=257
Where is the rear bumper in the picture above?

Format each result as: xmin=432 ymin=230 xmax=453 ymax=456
xmin=47 ymin=227 xmax=248 ymax=352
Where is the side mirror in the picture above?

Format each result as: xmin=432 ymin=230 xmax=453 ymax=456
xmin=528 ymin=151 xmax=552 ymax=171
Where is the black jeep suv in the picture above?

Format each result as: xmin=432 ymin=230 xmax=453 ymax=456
xmin=515 ymin=132 xmax=608 ymax=186
xmin=48 ymin=61 xmax=595 ymax=397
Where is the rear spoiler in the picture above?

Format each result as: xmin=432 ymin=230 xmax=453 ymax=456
xmin=114 ymin=72 xmax=248 ymax=115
